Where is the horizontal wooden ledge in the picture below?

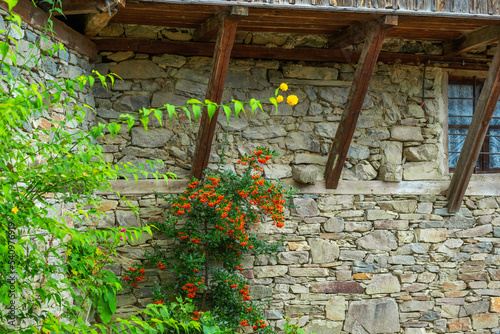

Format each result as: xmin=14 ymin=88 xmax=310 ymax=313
xmin=137 ymin=0 xmax=500 ymax=21
xmin=101 ymin=179 xmax=500 ymax=197
xmin=93 ymin=37 xmax=492 ymax=70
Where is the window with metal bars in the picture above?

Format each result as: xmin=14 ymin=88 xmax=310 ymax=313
xmin=448 ymin=77 xmax=500 ymax=173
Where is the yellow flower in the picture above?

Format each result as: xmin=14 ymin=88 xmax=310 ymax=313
xmin=11 ymin=206 xmax=18 ymax=214
xmin=67 ymin=154 xmax=71 ymax=158
xmin=287 ymin=95 xmax=299 ymax=106
xmin=280 ymin=83 xmax=288 ymax=91
xmin=276 ymin=95 xmax=283 ymax=103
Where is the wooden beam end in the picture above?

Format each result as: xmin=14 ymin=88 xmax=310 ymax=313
xmin=383 ymin=15 xmax=399 ymax=26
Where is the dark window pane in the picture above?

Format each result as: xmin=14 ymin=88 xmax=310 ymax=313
xmin=490 ymin=129 xmax=500 ymax=168
xmin=449 ymin=129 xmax=467 ymax=168
xmin=449 ymin=84 xmax=473 ymax=99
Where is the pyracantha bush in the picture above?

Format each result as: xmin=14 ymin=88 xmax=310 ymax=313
xmin=145 ymin=146 xmax=297 ymax=332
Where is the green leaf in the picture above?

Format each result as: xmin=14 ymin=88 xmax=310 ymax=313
xmin=233 ymin=100 xmax=243 ymax=119
xmin=0 ymin=42 xmax=9 ymax=59
xmin=166 ymin=104 xmax=177 ymax=121
xmin=181 ymin=106 xmax=191 ymax=123
xmin=222 ymin=105 xmax=232 ymax=121
xmin=153 ymin=109 xmax=163 ymax=127
xmin=207 ymin=103 xmax=217 ymax=122
xmin=187 ymin=99 xmax=202 ymax=104
xmin=192 ymin=105 xmax=201 ymax=122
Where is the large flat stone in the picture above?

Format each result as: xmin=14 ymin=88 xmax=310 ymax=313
xmin=366 ymin=274 xmax=401 ymax=294
xmin=344 ymin=298 xmax=400 ymax=334
xmin=254 ymin=266 xmax=288 ymax=278
xmin=310 ymin=281 xmax=364 ymax=294
xmin=131 ymin=127 xmax=174 ymax=148
xmin=110 ymin=60 xmax=167 ymax=79
xmin=356 ymin=230 xmax=398 ymax=251
xmin=293 ymin=198 xmax=319 ymax=217
xmin=308 ymin=238 xmax=339 ymax=263
xmin=242 ymin=125 xmax=287 ymax=139
xmin=304 ymin=320 xmax=342 ymax=334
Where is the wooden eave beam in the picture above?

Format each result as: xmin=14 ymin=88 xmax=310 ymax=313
xmin=190 ymin=14 xmax=239 ymax=180
xmin=194 ymin=6 xmax=248 ymax=42
xmin=446 ymin=42 xmax=500 ymax=212
xmin=92 ymin=37 xmax=492 ymax=71
xmin=0 ymin=0 xmax=97 ymax=61
xmin=324 ymin=18 xmax=394 ymax=189
xmin=84 ymin=0 xmax=125 ymax=37
xmin=443 ymin=25 xmax=500 ymax=57
xmin=329 ymin=15 xmax=398 ymax=49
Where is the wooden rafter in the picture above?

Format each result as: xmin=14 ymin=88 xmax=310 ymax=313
xmin=324 ymin=17 xmax=395 ymax=189
xmin=0 ymin=0 xmax=97 ymax=61
xmin=194 ymin=6 xmax=248 ymax=42
xmin=190 ymin=13 xmax=239 ymax=180
xmin=83 ymin=0 xmax=126 ymax=37
xmin=329 ymin=15 xmax=398 ymax=49
xmin=92 ymin=37 xmax=492 ymax=71
xmin=443 ymin=25 xmax=500 ymax=57
xmin=446 ymin=43 xmax=500 ymax=212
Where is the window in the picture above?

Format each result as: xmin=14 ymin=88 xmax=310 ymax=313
xmin=448 ymin=77 xmax=500 ymax=173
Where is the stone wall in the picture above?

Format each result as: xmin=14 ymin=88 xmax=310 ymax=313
xmin=94 ymin=50 xmax=446 ymax=184
xmin=101 ymin=190 xmax=500 ymax=333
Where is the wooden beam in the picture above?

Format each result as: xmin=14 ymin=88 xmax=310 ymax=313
xmin=92 ymin=37 xmax=492 ymax=71
xmin=443 ymin=25 xmax=500 ymax=56
xmin=329 ymin=15 xmax=398 ymax=49
xmin=0 ymin=0 xmax=97 ymax=61
xmin=83 ymin=0 xmax=125 ymax=37
xmin=190 ymin=15 xmax=238 ymax=180
xmin=324 ymin=20 xmax=390 ymax=189
xmin=446 ymin=42 xmax=500 ymax=212
xmin=194 ymin=6 xmax=248 ymax=42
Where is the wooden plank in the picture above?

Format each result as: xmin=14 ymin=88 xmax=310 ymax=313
xmin=0 ymin=0 xmax=97 ymax=61
xmin=102 ymin=179 xmax=500 ymax=196
xmin=190 ymin=16 xmax=238 ymax=180
xmin=446 ymin=40 xmax=500 ymax=212
xmin=443 ymin=25 xmax=500 ymax=56
xmin=84 ymin=10 xmax=119 ymax=37
xmin=324 ymin=19 xmax=391 ymax=189
xmin=92 ymin=37 xmax=493 ymax=70
xmin=329 ymin=15 xmax=397 ymax=49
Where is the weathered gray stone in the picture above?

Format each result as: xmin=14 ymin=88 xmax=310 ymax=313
xmin=340 ymin=250 xmax=366 ymax=261
xmin=403 ymin=162 xmax=441 ymax=180
xmin=293 ymin=198 xmax=319 ymax=217
xmin=292 ymin=165 xmax=318 ymax=184
xmin=471 ymin=313 xmax=499 ymax=329
xmin=286 ymin=132 xmax=321 ymax=152
xmin=288 ymin=267 xmax=329 ymax=277
xmin=324 ymin=217 xmax=345 ymax=232
xmin=390 ymin=126 xmax=424 ymax=141
xmin=114 ymin=95 xmax=150 ymax=112
xmin=455 ymin=224 xmax=492 ymax=238
xmin=356 ymin=230 xmax=398 ymax=251
xmin=295 ymin=153 xmax=328 ymax=165
xmin=444 ymin=213 xmax=475 ymax=229
xmin=415 ymin=228 xmax=446 ymax=243
xmin=326 ymin=296 xmax=346 ymax=321
xmin=116 ymin=211 xmax=141 ymax=227
xmin=318 ymin=87 xmax=348 ymax=106
xmin=459 ymin=300 xmax=490 ymax=317
xmin=278 ymin=251 xmax=309 ymax=264
xmin=283 ymin=65 xmax=338 ymax=80
xmin=379 ymin=164 xmax=403 ymax=182
xmin=366 ymin=274 xmax=401 ymax=294
xmin=308 ymin=238 xmax=339 ymax=263
xmin=477 ymin=197 xmax=499 ymax=210
xmin=344 ymin=298 xmax=400 ymax=334
xmin=110 ymin=60 xmax=167 ymax=79
xmin=315 ymin=123 xmax=339 ymax=139
xmin=379 ymin=200 xmax=417 ymax=213
xmin=304 ymin=320 xmax=342 ymax=334
xmin=400 ymin=301 xmax=434 ymax=312
xmin=107 ymin=51 xmax=135 ymax=62
xmin=404 ymin=144 xmax=438 ymax=162
xmin=242 ymin=125 xmax=287 ymax=139
xmin=151 ymin=92 xmax=188 ymax=108
xmin=249 ymin=285 xmax=273 ymax=299
xmin=151 ymin=54 xmax=186 ymax=68
xmin=354 ymin=161 xmax=377 ymax=180
xmin=263 ymin=165 xmax=292 ymax=179
xmin=254 ymin=266 xmax=288 ymax=278
xmin=407 ymin=103 xmax=425 ymax=118
xmin=217 ymin=116 xmax=249 ymax=132
xmin=131 ymin=128 xmax=174 ymax=148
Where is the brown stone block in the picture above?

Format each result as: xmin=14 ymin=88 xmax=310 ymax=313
xmin=353 ymin=272 xmax=372 ymax=280
xmin=310 ymin=281 xmax=364 ymax=294
xmin=460 ymin=272 xmax=488 ymax=281
xmin=448 ymin=317 xmax=472 ymax=332
xmin=471 ymin=313 xmax=499 ymax=329
xmin=490 ymin=297 xmax=500 ymax=313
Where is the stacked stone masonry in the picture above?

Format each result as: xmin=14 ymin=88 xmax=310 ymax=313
xmin=91 ymin=48 xmax=500 ymax=333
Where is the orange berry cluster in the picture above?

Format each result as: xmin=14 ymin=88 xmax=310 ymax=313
xmin=123 ymin=266 xmax=146 ymax=287
xmin=181 ymin=279 xmax=205 ymax=299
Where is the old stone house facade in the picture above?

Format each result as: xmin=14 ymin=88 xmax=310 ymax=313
xmin=7 ymin=0 xmax=500 ymax=332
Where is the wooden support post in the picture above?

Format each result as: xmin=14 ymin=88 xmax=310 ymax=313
xmin=329 ymin=15 xmax=398 ymax=49
xmin=194 ymin=7 xmax=248 ymax=42
xmin=190 ymin=15 xmax=239 ymax=180
xmin=84 ymin=0 xmax=125 ymax=37
xmin=324 ymin=19 xmax=393 ymax=189
xmin=446 ymin=43 xmax=500 ymax=212
xmin=0 ymin=0 xmax=97 ymax=61
xmin=444 ymin=25 xmax=500 ymax=57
